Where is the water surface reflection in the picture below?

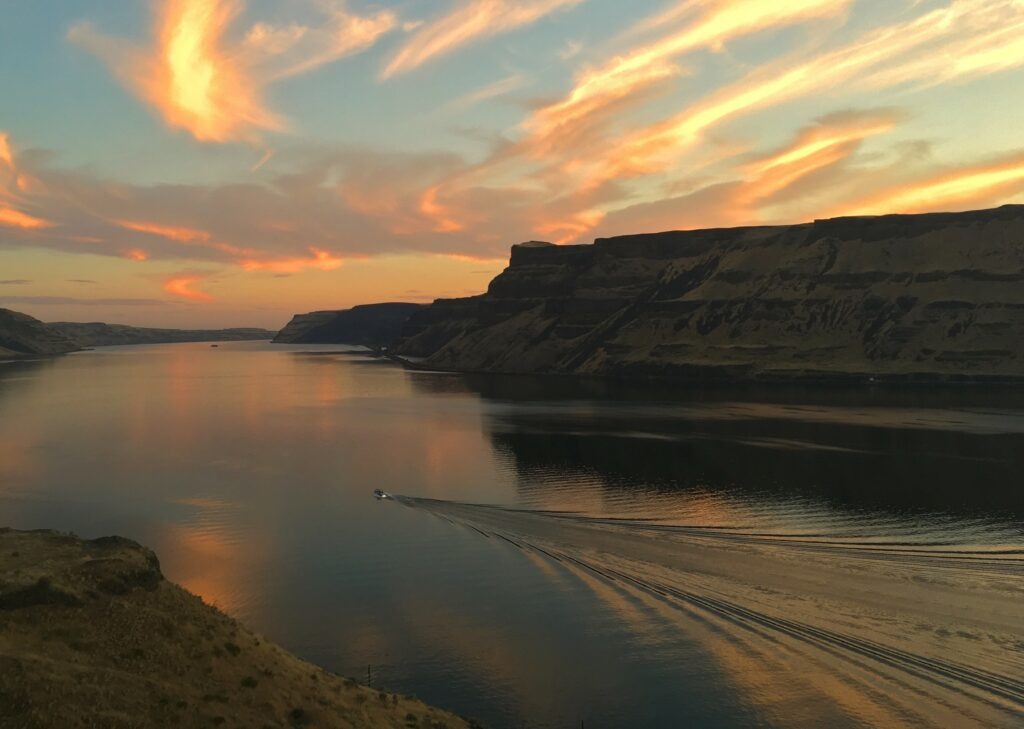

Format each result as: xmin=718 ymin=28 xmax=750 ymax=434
xmin=0 ymin=344 xmax=1020 ymax=728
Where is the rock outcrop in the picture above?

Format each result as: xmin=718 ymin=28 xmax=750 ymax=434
xmin=0 ymin=308 xmax=78 ymax=358
xmin=0 ymin=528 xmax=474 ymax=729
xmin=394 ymin=205 xmax=1024 ymax=382
xmin=47 ymin=322 xmax=275 ymax=347
xmin=273 ymin=303 xmax=424 ymax=347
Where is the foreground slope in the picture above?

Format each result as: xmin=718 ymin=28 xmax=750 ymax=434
xmin=0 ymin=529 xmax=472 ymax=729
xmin=0 ymin=308 xmax=77 ymax=358
xmin=273 ymin=303 xmax=423 ymax=346
xmin=395 ymin=206 xmax=1024 ymax=382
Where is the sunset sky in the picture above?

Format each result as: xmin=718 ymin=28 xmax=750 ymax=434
xmin=2 ymin=0 xmax=1023 ymax=328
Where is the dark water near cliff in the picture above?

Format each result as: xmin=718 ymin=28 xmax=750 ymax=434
xmin=1 ymin=342 xmax=1022 ymax=728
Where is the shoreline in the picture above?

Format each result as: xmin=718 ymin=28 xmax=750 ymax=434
xmin=0 ymin=528 xmax=477 ymax=729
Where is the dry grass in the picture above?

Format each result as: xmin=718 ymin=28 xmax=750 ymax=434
xmin=0 ymin=529 xmax=474 ymax=729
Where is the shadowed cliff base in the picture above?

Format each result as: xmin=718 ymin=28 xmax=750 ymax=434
xmin=0 ymin=529 xmax=475 ymax=729
xmin=393 ymin=205 xmax=1024 ymax=383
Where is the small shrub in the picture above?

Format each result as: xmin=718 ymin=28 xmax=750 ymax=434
xmin=241 ymin=676 xmax=258 ymax=688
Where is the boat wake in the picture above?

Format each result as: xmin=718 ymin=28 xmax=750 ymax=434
xmin=393 ymin=495 xmax=1024 ymax=728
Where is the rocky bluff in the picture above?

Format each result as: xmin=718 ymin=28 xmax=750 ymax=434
xmin=394 ymin=206 xmax=1024 ymax=382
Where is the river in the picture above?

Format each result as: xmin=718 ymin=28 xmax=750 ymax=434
xmin=1 ymin=341 xmax=1021 ymax=728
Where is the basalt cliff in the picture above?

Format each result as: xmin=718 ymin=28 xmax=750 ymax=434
xmin=394 ymin=206 xmax=1024 ymax=382
xmin=274 ymin=302 xmax=424 ymax=346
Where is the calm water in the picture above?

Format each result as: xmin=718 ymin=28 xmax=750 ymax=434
xmin=1 ymin=342 xmax=1022 ymax=728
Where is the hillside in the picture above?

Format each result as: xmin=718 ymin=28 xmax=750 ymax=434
xmin=394 ymin=205 xmax=1024 ymax=382
xmin=49 ymin=322 xmax=275 ymax=347
xmin=0 ymin=308 xmax=78 ymax=358
xmin=0 ymin=528 xmax=474 ymax=729
xmin=274 ymin=303 xmax=424 ymax=346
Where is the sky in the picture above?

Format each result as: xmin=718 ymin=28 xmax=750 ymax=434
xmin=2 ymin=0 xmax=1024 ymax=329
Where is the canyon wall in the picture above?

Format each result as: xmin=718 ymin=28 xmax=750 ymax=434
xmin=394 ymin=206 xmax=1024 ymax=382
xmin=274 ymin=302 xmax=423 ymax=346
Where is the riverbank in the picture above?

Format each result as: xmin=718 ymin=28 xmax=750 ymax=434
xmin=0 ymin=528 xmax=475 ymax=729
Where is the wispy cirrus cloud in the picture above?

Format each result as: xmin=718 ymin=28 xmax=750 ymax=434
xmin=69 ymin=0 xmax=396 ymax=143
xmin=838 ymin=153 xmax=1024 ymax=217
xmin=382 ymin=0 xmax=584 ymax=78
xmin=239 ymin=248 xmax=346 ymax=274
xmin=436 ymin=72 xmax=531 ymax=115
xmin=524 ymin=0 xmax=852 ymax=154
xmin=457 ymin=0 xmax=1024 ymax=242
xmin=0 ymin=132 xmax=54 ymax=230
xmin=583 ymin=0 xmax=1024 ymax=195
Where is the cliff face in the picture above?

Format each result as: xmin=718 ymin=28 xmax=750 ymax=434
xmin=394 ymin=205 xmax=1024 ymax=382
xmin=273 ymin=302 xmax=424 ymax=346
xmin=48 ymin=322 xmax=275 ymax=347
xmin=0 ymin=308 xmax=78 ymax=358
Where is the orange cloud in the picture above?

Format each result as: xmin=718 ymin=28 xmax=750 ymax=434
xmin=840 ymin=154 xmax=1024 ymax=216
xmin=124 ymin=248 xmax=150 ymax=261
xmin=246 ymin=9 xmax=396 ymax=81
xmin=239 ymin=248 xmax=344 ymax=273
xmin=534 ymin=208 xmax=605 ymax=244
xmin=0 ymin=205 xmax=53 ymax=230
xmin=419 ymin=185 xmax=464 ymax=233
xmin=738 ymin=110 xmax=901 ymax=207
xmin=526 ymin=0 xmax=850 ymax=150
xmin=117 ymin=219 xmax=211 ymax=242
xmin=70 ymin=0 xmax=284 ymax=142
xmin=0 ymin=132 xmax=12 ymax=169
xmin=383 ymin=0 xmax=583 ymax=78
xmin=587 ymin=0 xmax=1024 ymax=191
xmin=433 ymin=253 xmax=508 ymax=265
xmin=70 ymin=0 xmax=395 ymax=143
xmin=164 ymin=275 xmax=214 ymax=301
xmin=116 ymin=218 xmax=257 ymax=259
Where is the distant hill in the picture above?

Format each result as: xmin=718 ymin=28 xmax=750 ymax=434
xmin=0 ymin=307 xmax=275 ymax=357
xmin=48 ymin=321 xmax=275 ymax=347
xmin=273 ymin=302 xmax=424 ymax=347
xmin=0 ymin=308 xmax=78 ymax=357
xmin=394 ymin=205 xmax=1024 ymax=383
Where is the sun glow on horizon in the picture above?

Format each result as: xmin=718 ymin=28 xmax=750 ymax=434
xmin=3 ymin=0 xmax=1023 ymax=325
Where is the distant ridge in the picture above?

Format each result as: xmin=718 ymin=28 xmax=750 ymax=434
xmin=273 ymin=302 xmax=424 ymax=347
xmin=0 ymin=307 xmax=274 ymax=358
xmin=48 ymin=321 xmax=274 ymax=347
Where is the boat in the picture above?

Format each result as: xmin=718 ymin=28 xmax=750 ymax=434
xmin=373 ymin=489 xmax=392 ymax=500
